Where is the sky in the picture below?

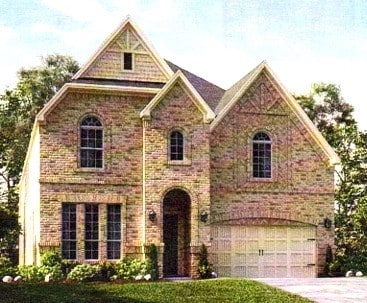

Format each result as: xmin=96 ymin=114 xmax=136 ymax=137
xmin=1 ymin=0 xmax=366 ymax=129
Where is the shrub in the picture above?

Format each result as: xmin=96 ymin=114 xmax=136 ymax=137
xmin=113 ymin=257 xmax=148 ymax=280
xmin=41 ymin=250 xmax=62 ymax=267
xmin=197 ymin=243 xmax=213 ymax=279
xmin=61 ymin=260 xmax=80 ymax=277
xmin=17 ymin=265 xmax=44 ymax=282
xmin=67 ymin=264 xmax=101 ymax=282
xmin=146 ymin=244 xmax=159 ymax=280
xmin=0 ymin=257 xmax=17 ymax=277
xmin=98 ymin=261 xmax=116 ymax=281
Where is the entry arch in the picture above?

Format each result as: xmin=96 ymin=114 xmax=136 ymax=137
xmin=162 ymin=187 xmax=191 ymax=277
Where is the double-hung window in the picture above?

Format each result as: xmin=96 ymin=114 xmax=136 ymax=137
xmin=61 ymin=204 xmax=77 ymax=259
xmin=107 ymin=205 xmax=121 ymax=259
xmin=85 ymin=204 xmax=99 ymax=260
xmin=169 ymin=130 xmax=184 ymax=161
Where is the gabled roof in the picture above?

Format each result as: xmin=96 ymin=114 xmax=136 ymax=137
xmin=72 ymin=16 xmax=173 ymax=81
xmin=211 ymin=61 xmax=340 ymax=166
xmin=165 ymin=61 xmax=225 ymax=111
xmin=140 ymin=70 xmax=216 ymax=123
xmin=215 ymin=61 xmax=264 ymax=115
xmin=36 ymin=83 xmax=160 ymax=124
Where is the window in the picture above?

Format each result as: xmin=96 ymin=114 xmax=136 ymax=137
xmin=107 ymin=205 xmax=121 ymax=259
xmin=252 ymin=132 xmax=272 ymax=178
xmin=80 ymin=116 xmax=103 ymax=168
xmin=123 ymin=52 xmax=133 ymax=70
xmin=85 ymin=204 xmax=99 ymax=260
xmin=62 ymin=204 xmax=77 ymax=259
xmin=170 ymin=130 xmax=184 ymax=161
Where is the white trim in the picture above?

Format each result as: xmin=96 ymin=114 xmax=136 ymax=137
xmin=72 ymin=17 xmax=173 ymax=80
xmin=140 ymin=71 xmax=216 ymax=123
xmin=211 ymin=61 xmax=339 ymax=166
xmin=36 ymin=83 xmax=160 ymax=123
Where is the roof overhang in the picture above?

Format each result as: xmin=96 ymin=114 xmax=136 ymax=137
xmin=37 ymin=83 xmax=160 ymax=124
xmin=140 ymin=70 xmax=216 ymax=124
xmin=211 ymin=61 xmax=340 ymax=166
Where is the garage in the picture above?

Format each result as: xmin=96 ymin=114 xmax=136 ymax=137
xmin=211 ymin=225 xmax=316 ymax=278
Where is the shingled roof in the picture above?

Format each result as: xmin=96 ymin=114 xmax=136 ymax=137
xmin=165 ymin=60 xmax=225 ymax=111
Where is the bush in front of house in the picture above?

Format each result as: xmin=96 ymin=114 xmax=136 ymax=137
xmin=146 ymin=244 xmax=159 ymax=280
xmin=67 ymin=263 xmax=101 ymax=282
xmin=16 ymin=251 xmax=63 ymax=282
xmin=197 ymin=243 xmax=214 ymax=279
xmin=17 ymin=265 xmax=44 ymax=282
xmin=112 ymin=257 xmax=148 ymax=280
xmin=0 ymin=257 xmax=17 ymax=278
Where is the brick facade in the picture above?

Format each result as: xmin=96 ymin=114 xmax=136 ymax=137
xmin=19 ymin=18 xmax=337 ymax=278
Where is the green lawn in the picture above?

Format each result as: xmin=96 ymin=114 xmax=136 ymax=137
xmin=0 ymin=279 xmax=314 ymax=303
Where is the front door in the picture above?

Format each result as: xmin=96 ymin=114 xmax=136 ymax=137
xmin=163 ymin=214 xmax=178 ymax=276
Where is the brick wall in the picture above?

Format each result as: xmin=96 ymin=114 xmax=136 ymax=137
xmin=210 ymin=72 xmax=335 ymax=276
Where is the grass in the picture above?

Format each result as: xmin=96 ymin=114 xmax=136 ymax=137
xmin=0 ymin=279 xmax=314 ymax=303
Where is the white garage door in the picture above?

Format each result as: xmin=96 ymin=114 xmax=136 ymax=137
xmin=211 ymin=225 xmax=316 ymax=278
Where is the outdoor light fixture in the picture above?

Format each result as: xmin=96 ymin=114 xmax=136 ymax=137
xmin=323 ymin=217 xmax=332 ymax=229
xmin=148 ymin=209 xmax=156 ymax=222
xmin=200 ymin=210 xmax=209 ymax=223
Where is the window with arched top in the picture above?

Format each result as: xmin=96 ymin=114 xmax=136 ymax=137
xmin=169 ymin=130 xmax=184 ymax=161
xmin=80 ymin=116 xmax=103 ymax=168
xmin=252 ymin=132 xmax=271 ymax=178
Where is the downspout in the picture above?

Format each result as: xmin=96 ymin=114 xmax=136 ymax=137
xmin=142 ymin=118 xmax=148 ymax=259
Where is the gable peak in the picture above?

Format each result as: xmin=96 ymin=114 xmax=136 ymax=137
xmin=72 ymin=16 xmax=173 ymax=82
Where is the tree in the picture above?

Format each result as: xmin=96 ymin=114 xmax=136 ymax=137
xmin=0 ymin=54 xmax=79 ymax=260
xmin=296 ymin=83 xmax=367 ymax=273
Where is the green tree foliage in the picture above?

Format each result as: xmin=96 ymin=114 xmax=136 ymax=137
xmin=296 ymin=83 xmax=367 ymax=273
xmin=0 ymin=54 xmax=79 ymax=259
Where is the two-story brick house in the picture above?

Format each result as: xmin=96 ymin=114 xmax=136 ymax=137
xmin=19 ymin=17 xmax=339 ymax=278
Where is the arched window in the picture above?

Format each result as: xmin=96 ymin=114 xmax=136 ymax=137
xmin=252 ymin=132 xmax=271 ymax=178
xmin=80 ymin=116 xmax=103 ymax=168
xmin=170 ymin=130 xmax=184 ymax=161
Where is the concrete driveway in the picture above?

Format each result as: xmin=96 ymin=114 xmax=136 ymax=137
xmin=257 ymin=278 xmax=367 ymax=303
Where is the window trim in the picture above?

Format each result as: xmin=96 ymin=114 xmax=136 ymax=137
xmin=252 ymin=131 xmax=272 ymax=180
xmin=167 ymin=128 xmax=192 ymax=166
xmin=84 ymin=204 xmax=99 ymax=260
xmin=61 ymin=203 xmax=77 ymax=260
xmin=107 ymin=204 xmax=122 ymax=260
xmin=122 ymin=52 xmax=134 ymax=71
xmin=79 ymin=115 xmax=104 ymax=169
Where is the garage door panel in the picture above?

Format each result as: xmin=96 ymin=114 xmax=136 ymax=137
xmin=212 ymin=225 xmax=316 ymax=278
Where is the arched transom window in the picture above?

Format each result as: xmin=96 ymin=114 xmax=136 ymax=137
xmin=252 ymin=132 xmax=271 ymax=178
xmin=80 ymin=116 xmax=103 ymax=168
xmin=170 ymin=130 xmax=184 ymax=161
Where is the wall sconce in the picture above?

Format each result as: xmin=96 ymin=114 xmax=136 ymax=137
xmin=200 ymin=210 xmax=209 ymax=223
xmin=323 ymin=217 xmax=332 ymax=229
xmin=148 ymin=210 xmax=156 ymax=222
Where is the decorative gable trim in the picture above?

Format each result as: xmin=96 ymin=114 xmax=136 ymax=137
xmin=36 ymin=83 xmax=160 ymax=124
xmin=211 ymin=61 xmax=340 ymax=166
xmin=140 ymin=70 xmax=216 ymax=124
xmin=72 ymin=16 xmax=173 ymax=81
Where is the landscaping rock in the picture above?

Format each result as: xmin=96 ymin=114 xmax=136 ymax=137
xmin=2 ymin=276 xmax=13 ymax=283
xmin=345 ymin=270 xmax=355 ymax=277
xmin=144 ymin=274 xmax=151 ymax=281
xmin=13 ymin=276 xmax=22 ymax=283
xmin=135 ymin=274 xmax=143 ymax=281
xmin=211 ymin=272 xmax=218 ymax=278
xmin=356 ymin=271 xmax=363 ymax=277
xmin=45 ymin=274 xmax=53 ymax=282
